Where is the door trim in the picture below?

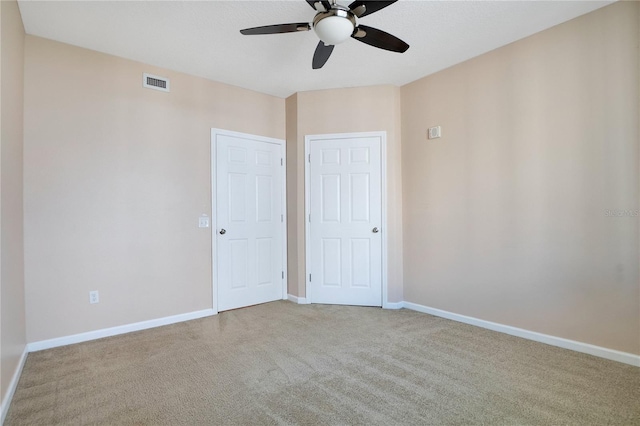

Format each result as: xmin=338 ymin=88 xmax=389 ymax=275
xmin=211 ymin=128 xmax=288 ymax=314
xmin=304 ymin=131 xmax=389 ymax=307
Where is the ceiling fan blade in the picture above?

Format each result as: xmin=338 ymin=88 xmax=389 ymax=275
xmin=348 ymin=0 xmax=398 ymax=18
xmin=312 ymin=41 xmax=335 ymax=69
xmin=351 ymin=25 xmax=409 ymax=53
xmin=305 ymin=0 xmax=332 ymax=12
xmin=240 ymin=23 xmax=311 ymax=36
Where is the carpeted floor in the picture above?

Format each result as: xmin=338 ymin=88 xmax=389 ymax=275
xmin=5 ymin=301 xmax=640 ymax=425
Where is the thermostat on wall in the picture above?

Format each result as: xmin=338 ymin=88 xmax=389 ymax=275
xmin=428 ymin=126 xmax=442 ymax=139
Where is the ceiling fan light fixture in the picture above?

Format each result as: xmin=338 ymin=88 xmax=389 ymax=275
xmin=313 ymin=9 xmax=355 ymax=45
xmin=240 ymin=0 xmax=408 ymax=70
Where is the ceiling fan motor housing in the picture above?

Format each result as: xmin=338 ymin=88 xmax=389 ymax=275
xmin=313 ymin=6 xmax=356 ymax=45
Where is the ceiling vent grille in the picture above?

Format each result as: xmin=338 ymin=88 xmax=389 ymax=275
xmin=143 ymin=73 xmax=170 ymax=92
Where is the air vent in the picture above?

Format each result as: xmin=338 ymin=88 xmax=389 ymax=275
xmin=143 ymin=73 xmax=170 ymax=92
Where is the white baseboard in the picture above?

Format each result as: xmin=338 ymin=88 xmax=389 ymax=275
xmin=383 ymin=301 xmax=404 ymax=309
xmin=403 ymin=301 xmax=640 ymax=367
xmin=1 ymin=346 xmax=28 ymax=425
xmin=287 ymin=294 xmax=310 ymax=304
xmin=28 ymin=309 xmax=216 ymax=352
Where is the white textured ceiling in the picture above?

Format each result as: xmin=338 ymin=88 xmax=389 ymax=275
xmin=18 ymin=0 xmax=613 ymax=98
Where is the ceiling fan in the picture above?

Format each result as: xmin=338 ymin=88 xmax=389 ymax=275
xmin=239 ymin=0 xmax=409 ymax=69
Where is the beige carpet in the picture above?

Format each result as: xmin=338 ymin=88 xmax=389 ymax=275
xmin=5 ymin=301 xmax=640 ymax=425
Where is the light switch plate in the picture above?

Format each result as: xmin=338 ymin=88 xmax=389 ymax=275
xmin=198 ymin=215 xmax=210 ymax=228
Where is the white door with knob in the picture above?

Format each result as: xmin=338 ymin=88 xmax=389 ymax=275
xmin=306 ymin=132 xmax=384 ymax=306
xmin=212 ymin=129 xmax=286 ymax=312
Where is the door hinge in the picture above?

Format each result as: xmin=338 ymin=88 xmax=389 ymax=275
xmin=308 ymin=214 xmax=311 ymax=222
xmin=281 ymin=214 xmax=284 ymax=222
xmin=308 ymin=154 xmax=311 ymax=163
xmin=281 ymin=158 xmax=283 ymax=166
xmin=309 ymin=274 xmax=312 ymax=282
xmin=282 ymin=271 xmax=284 ymax=279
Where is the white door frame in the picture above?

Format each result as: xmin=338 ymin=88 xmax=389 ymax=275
xmin=211 ymin=128 xmax=288 ymax=314
xmin=304 ymin=131 xmax=389 ymax=308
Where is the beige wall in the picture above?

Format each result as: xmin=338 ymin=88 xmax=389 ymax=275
xmin=285 ymin=94 xmax=301 ymax=296
xmin=401 ymin=1 xmax=639 ymax=354
xmin=289 ymin=86 xmax=404 ymax=301
xmin=23 ymin=36 xmax=285 ymax=342
xmin=1 ymin=0 xmax=27 ymax=403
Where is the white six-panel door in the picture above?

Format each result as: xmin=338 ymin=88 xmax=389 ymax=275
xmin=213 ymin=130 xmax=285 ymax=312
xmin=307 ymin=134 xmax=383 ymax=306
